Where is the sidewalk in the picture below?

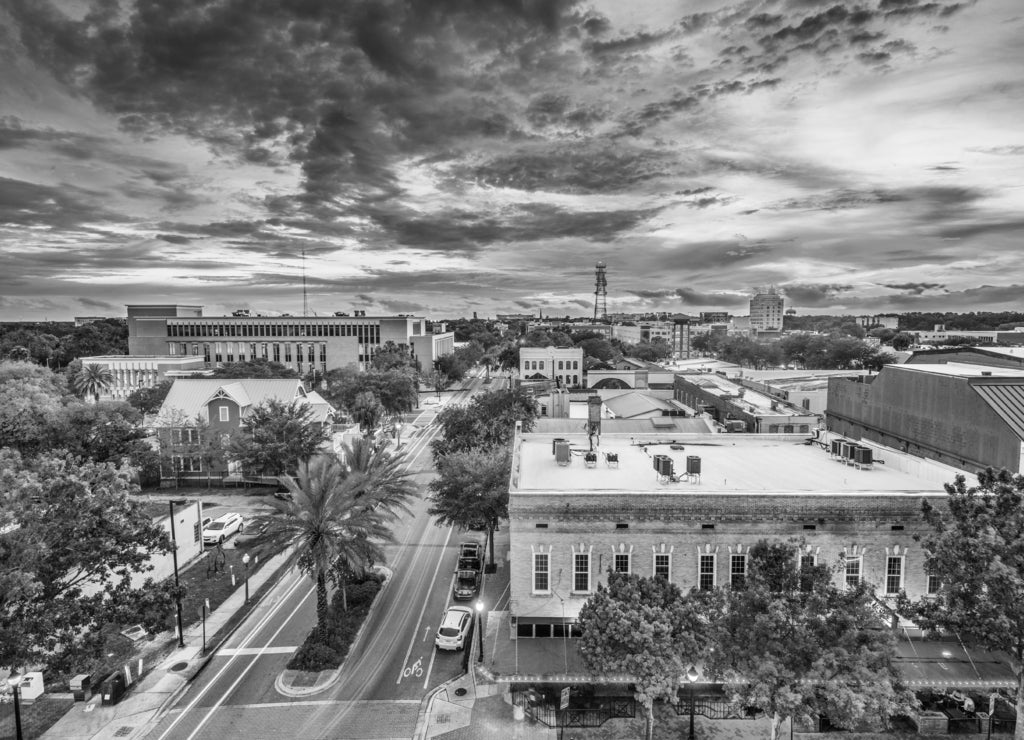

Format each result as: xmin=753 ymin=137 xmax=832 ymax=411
xmin=37 ymin=546 xmax=296 ymax=740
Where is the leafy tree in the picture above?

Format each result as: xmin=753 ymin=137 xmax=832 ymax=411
xmin=523 ymin=329 xmax=554 ymax=347
xmin=431 ymin=387 xmax=538 ymax=460
xmin=0 ymin=378 xmax=62 ymax=455
xmin=497 ymin=343 xmax=520 ymax=370
xmin=434 ymin=352 xmax=468 ymax=382
xmin=0 ymin=360 xmax=67 ymax=395
xmin=338 ymin=437 xmax=418 ymax=520
xmin=227 ymin=399 xmax=329 ymax=476
xmin=909 ymin=469 xmax=1024 ymax=740
xmin=209 ymin=358 xmax=298 ymax=378
xmin=321 ymin=367 xmax=417 ymax=417
xmin=578 ymin=337 xmax=617 ymax=362
xmin=709 ymin=541 xmax=915 ymax=740
xmin=7 ymin=345 xmax=30 ymax=362
xmin=126 ymin=379 xmax=174 ymax=414
xmin=578 ymin=571 xmax=710 ymax=740
xmin=72 ymin=363 xmax=114 ymax=402
xmin=427 ymin=446 xmax=509 ymax=566
xmin=0 ymin=450 xmax=176 ymax=674
xmin=425 ymin=368 xmax=455 ymax=400
xmin=54 ymin=401 xmax=149 ymax=465
xmin=370 ymin=341 xmax=418 ymax=372
xmin=891 ymin=332 xmax=915 ymax=351
xmin=52 ymin=319 xmax=128 ymax=367
xmin=350 ymin=391 xmax=384 ymax=437
xmin=260 ymin=459 xmax=394 ymax=638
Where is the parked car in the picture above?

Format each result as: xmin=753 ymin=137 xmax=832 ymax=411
xmin=273 ymin=490 xmax=293 ymax=502
xmin=457 ymin=540 xmax=483 ymax=571
xmin=435 ymin=606 xmax=473 ymax=651
xmin=202 ymin=513 xmax=244 ymax=545
xmin=235 ymin=520 xmax=269 ymax=545
xmin=453 ymin=569 xmax=481 ymax=601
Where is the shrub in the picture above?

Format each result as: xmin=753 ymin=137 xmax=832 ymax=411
xmin=288 ymin=642 xmax=340 ymax=672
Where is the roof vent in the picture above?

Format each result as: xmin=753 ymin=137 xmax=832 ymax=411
xmin=981 ymin=371 xmax=992 ymax=376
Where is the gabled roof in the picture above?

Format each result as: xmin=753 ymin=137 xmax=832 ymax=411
xmin=155 ymin=378 xmax=325 ymax=424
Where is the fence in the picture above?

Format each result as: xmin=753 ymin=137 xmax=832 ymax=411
xmin=510 ymin=687 xmax=635 ymax=729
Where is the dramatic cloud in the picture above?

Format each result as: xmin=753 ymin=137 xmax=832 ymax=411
xmin=0 ymin=0 xmax=1020 ymax=318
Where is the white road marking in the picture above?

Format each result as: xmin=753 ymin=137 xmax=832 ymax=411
xmin=227 ymin=699 xmax=422 ymax=709
xmin=216 ymin=646 xmax=297 ymax=656
xmin=395 ymin=524 xmax=454 ymax=685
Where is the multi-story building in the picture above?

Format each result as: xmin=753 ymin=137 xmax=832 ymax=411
xmin=749 ymin=288 xmax=784 ymax=332
xmin=80 ymin=355 xmax=208 ymax=402
xmin=520 ymin=347 xmax=584 ymax=388
xmin=857 ymin=315 xmax=899 ymax=330
xmin=506 ymin=429 xmax=952 ymax=643
xmin=673 ymin=372 xmax=819 ymax=432
xmin=699 ymin=311 xmax=730 ymax=324
xmin=827 ymin=363 xmax=1024 ymax=474
xmin=152 ymin=378 xmax=336 ymax=484
xmin=126 ymin=304 xmax=454 ymax=375
xmin=911 ymin=327 xmax=1024 ymax=346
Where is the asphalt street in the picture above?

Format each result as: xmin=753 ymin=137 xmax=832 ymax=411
xmin=145 ymin=372 xmax=496 ymax=740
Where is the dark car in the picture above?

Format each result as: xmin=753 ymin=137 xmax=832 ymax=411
xmin=453 ymin=569 xmax=481 ymax=601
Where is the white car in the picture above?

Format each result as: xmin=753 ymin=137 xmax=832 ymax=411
xmin=435 ymin=606 xmax=473 ymax=651
xmin=202 ymin=513 xmax=243 ymax=545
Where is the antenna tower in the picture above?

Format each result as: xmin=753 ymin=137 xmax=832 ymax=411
xmin=302 ymin=248 xmax=309 ymax=318
xmin=593 ymin=261 xmax=608 ymax=321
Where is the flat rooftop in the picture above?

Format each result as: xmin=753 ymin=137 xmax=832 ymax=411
xmin=678 ymin=374 xmax=810 ymax=416
xmin=898 ymin=363 xmax=1024 ymax=378
xmin=513 ymin=433 xmax=954 ymax=496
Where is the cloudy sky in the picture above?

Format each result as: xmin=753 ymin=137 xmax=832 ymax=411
xmin=1 ymin=0 xmax=1022 ymax=321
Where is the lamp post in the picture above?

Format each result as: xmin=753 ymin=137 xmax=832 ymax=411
xmin=685 ymin=664 xmax=699 ymax=740
xmin=395 ymin=421 xmax=403 ymax=449
xmin=242 ymin=552 xmax=251 ymax=603
xmin=169 ymin=498 xmax=187 ymax=648
xmin=8 ymin=675 xmax=23 ymax=740
xmin=475 ymin=599 xmax=485 ymax=663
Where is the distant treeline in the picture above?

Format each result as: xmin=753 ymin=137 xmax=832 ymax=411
xmin=784 ymin=312 xmax=1024 ymax=333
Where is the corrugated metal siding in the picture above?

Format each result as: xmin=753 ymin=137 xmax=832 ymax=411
xmin=972 ymin=383 xmax=1024 ymax=440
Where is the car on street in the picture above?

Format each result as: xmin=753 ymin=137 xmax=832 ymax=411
xmin=235 ymin=519 xmax=269 ymax=545
xmin=435 ymin=605 xmax=473 ymax=651
xmin=203 ymin=512 xmax=244 ymax=545
xmin=453 ymin=569 xmax=481 ymax=601
xmin=457 ymin=540 xmax=483 ymax=571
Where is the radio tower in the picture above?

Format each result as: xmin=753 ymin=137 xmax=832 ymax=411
xmin=593 ymin=261 xmax=608 ymax=321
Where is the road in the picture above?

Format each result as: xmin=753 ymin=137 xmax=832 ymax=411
xmin=147 ymin=371 xmax=499 ymax=740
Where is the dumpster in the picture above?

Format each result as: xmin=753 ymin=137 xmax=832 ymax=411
xmin=70 ymin=673 xmax=92 ymax=702
xmin=100 ymin=672 xmax=126 ymax=706
xmin=18 ymin=672 xmax=44 ymax=705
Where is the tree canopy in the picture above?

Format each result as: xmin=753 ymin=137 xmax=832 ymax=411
xmin=227 ymin=398 xmax=329 ymax=476
xmin=209 ymin=358 xmax=298 ymax=378
xmin=578 ymin=571 xmax=711 ymax=740
xmin=321 ymin=367 xmax=418 ymax=417
xmin=430 ymin=387 xmax=538 ymax=460
xmin=126 ymin=379 xmax=174 ymax=414
xmin=909 ymin=469 xmax=1024 ymax=740
xmin=708 ymin=541 xmax=914 ymax=740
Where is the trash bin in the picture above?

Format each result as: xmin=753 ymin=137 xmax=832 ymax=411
xmin=100 ymin=672 xmax=126 ymax=706
xmin=70 ymin=673 xmax=92 ymax=702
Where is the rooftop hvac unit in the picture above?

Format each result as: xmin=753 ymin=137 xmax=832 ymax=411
xmin=853 ymin=447 xmax=873 ymax=466
xmin=840 ymin=442 xmax=856 ymax=459
xmin=654 ymin=455 xmax=674 ymax=478
xmin=555 ymin=440 xmax=571 ymax=465
xmin=686 ymin=456 xmax=702 ymax=475
xmin=830 ymin=439 xmax=842 ymax=457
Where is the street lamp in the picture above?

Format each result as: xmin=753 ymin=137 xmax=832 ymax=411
xmin=7 ymin=675 xmax=23 ymax=740
xmin=395 ymin=421 xmax=403 ymax=449
xmin=242 ymin=552 xmax=251 ymax=603
xmin=685 ymin=664 xmax=700 ymax=740
xmin=168 ymin=498 xmax=188 ymax=648
xmin=475 ymin=599 xmax=485 ymax=663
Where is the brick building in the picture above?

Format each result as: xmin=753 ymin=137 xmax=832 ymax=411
xmin=507 ymin=430 xmax=953 ymax=641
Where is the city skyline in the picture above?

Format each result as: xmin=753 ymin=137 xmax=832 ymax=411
xmin=1 ymin=0 xmax=1022 ymax=321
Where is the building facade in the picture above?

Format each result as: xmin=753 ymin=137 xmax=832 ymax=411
xmin=673 ymin=373 xmax=819 ymax=432
xmin=507 ymin=430 xmax=950 ymax=639
xmin=749 ymin=288 xmax=784 ymax=332
xmin=827 ymin=363 xmax=1024 ymax=474
xmin=126 ymin=304 xmax=454 ymax=374
xmin=520 ymin=347 xmax=584 ymax=388
xmin=80 ymin=355 xmax=208 ymax=402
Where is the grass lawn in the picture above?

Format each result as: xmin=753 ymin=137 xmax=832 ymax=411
xmin=0 ymin=695 xmax=74 ymax=740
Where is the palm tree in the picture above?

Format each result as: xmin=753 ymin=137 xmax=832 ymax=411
xmin=73 ymin=364 xmax=114 ymax=403
xmin=261 ymin=455 xmax=414 ymax=640
xmin=338 ymin=437 xmax=418 ymax=520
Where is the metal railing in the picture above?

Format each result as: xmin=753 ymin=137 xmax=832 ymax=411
xmin=510 ymin=689 xmax=635 ymax=728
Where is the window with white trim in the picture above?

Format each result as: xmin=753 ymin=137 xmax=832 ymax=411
xmin=533 ymin=552 xmax=550 ymax=593
xmin=654 ymin=553 xmax=670 ymax=580
xmin=845 ymin=556 xmax=862 ymax=589
xmin=573 ymin=553 xmax=590 ymax=592
xmin=219 ymin=406 xmax=229 ymax=422
xmin=926 ymin=574 xmax=941 ymax=595
xmin=699 ymin=554 xmax=715 ymax=590
xmin=614 ymin=553 xmax=630 ymax=574
xmin=885 ymin=556 xmax=904 ymax=595
xmin=800 ymin=553 xmax=816 ymax=591
xmin=730 ymin=554 xmax=746 ymax=589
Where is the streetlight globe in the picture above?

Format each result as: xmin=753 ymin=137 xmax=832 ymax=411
xmin=475 ymin=599 xmax=484 ymax=613
xmin=686 ymin=665 xmax=700 ymax=684
xmin=7 ymin=675 xmax=21 ymax=688
xmin=241 ymin=553 xmax=251 ymax=565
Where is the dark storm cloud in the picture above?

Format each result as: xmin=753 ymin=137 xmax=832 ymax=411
xmin=885 ymin=284 xmax=1024 ymax=308
xmin=513 ymin=300 xmax=534 ymax=309
xmin=77 ymin=297 xmax=118 ymax=310
xmin=674 ymin=288 xmax=749 ymax=307
xmin=882 ymin=282 xmax=946 ymax=294
xmin=628 ymin=289 xmax=676 ymax=300
xmin=0 ymin=177 xmax=122 ymax=228
xmin=931 ymin=218 xmax=1024 ymax=240
xmin=157 ymin=234 xmax=193 ymax=245
xmin=782 ymin=283 xmax=856 ymax=306
xmin=585 ymin=29 xmax=672 ymax=56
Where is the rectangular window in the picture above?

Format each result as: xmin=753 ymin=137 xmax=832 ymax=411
xmin=226 ymin=343 xmax=235 ymax=362
xmin=699 ymin=554 xmax=715 ymax=590
xmin=218 ymin=406 xmax=229 ymax=422
xmin=308 ymin=344 xmax=315 ymax=364
xmin=533 ymin=553 xmax=550 ymax=593
xmin=845 ymin=557 xmax=862 ymax=589
xmin=273 ymin=343 xmax=280 ymax=362
xmin=654 ymin=553 xmax=670 ymax=580
xmin=614 ymin=553 xmax=630 ymax=574
xmin=573 ymin=553 xmax=590 ymax=592
xmin=885 ymin=556 xmax=903 ymax=595
xmin=927 ymin=574 xmax=941 ymax=595
xmin=800 ymin=554 xmax=816 ymax=591
xmin=284 ymin=344 xmax=292 ymax=362
xmin=730 ymin=554 xmax=746 ymax=589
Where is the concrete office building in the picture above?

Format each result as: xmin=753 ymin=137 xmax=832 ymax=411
xmin=520 ymin=346 xmax=584 ymax=388
xmin=126 ymin=304 xmax=454 ymax=374
xmin=80 ymin=355 xmax=208 ymax=402
xmin=749 ymin=288 xmax=784 ymax=332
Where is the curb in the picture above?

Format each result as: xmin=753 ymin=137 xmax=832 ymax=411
xmin=274 ymin=565 xmax=394 ymax=697
xmin=412 ymin=674 xmax=462 ymax=740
